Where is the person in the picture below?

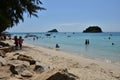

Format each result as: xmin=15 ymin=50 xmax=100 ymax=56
xmin=85 ymin=39 xmax=90 ymax=45
xmin=33 ymin=37 xmax=35 ymax=41
xmin=112 ymin=43 xmax=114 ymax=45
xmin=18 ymin=36 xmax=24 ymax=49
xmin=56 ymin=44 xmax=60 ymax=48
xmin=14 ymin=36 xmax=18 ymax=50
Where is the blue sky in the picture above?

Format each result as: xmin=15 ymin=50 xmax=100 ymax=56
xmin=7 ymin=0 xmax=120 ymax=32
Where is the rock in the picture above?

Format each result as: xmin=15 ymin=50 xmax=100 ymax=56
xmin=21 ymin=70 xmax=33 ymax=77
xmin=0 ymin=47 xmax=13 ymax=53
xmin=13 ymin=53 xmax=20 ymax=56
xmin=17 ymin=54 xmax=36 ymax=65
xmin=0 ymin=42 xmax=9 ymax=47
xmin=46 ymin=69 xmax=77 ymax=80
xmin=46 ymin=72 xmax=76 ymax=80
xmin=48 ymin=29 xmax=58 ymax=32
xmin=34 ymin=65 xmax=44 ymax=73
xmin=0 ymin=50 xmax=6 ymax=57
xmin=110 ymin=71 xmax=120 ymax=79
xmin=0 ymin=56 xmax=7 ymax=66
xmin=83 ymin=26 xmax=102 ymax=33
xmin=8 ymin=60 xmax=30 ymax=67
xmin=9 ymin=65 xmax=18 ymax=75
xmin=9 ymin=64 xmax=27 ymax=75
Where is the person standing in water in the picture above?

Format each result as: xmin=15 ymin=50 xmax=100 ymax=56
xmin=56 ymin=44 xmax=60 ymax=48
xmin=85 ymin=39 xmax=90 ymax=45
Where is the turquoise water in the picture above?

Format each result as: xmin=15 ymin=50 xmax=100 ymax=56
xmin=11 ymin=32 xmax=120 ymax=64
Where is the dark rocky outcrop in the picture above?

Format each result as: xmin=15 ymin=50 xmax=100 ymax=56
xmin=48 ymin=29 xmax=58 ymax=32
xmin=83 ymin=26 xmax=102 ymax=33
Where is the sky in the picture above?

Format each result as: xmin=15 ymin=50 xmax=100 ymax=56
xmin=7 ymin=0 xmax=120 ymax=32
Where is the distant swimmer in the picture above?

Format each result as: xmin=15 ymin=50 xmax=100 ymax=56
xmin=108 ymin=37 xmax=111 ymax=40
xmin=112 ymin=43 xmax=114 ymax=45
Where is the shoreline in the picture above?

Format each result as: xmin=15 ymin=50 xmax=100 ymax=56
xmin=25 ymin=42 xmax=120 ymax=66
xmin=2 ymin=40 xmax=120 ymax=80
xmin=25 ymin=42 xmax=120 ymax=65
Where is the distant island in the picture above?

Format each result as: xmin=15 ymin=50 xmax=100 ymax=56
xmin=83 ymin=26 xmax=102 ymax=33
xmin=48 ymin=29 xmax=58 ymax=32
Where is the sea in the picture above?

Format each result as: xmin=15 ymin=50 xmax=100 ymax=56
xmin=11 ymin=32 xmax=120 ymax=65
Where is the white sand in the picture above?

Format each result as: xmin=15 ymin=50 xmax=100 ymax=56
xmin=3 ymin=40 xmax=120 ymax=80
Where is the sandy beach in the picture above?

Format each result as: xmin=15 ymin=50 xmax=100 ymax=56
xmin=1 ymin=40 xmax=120 ymax=80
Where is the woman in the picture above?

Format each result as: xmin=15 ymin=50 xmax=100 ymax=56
xmin=18 ymin=36 xmax=24 ymax=49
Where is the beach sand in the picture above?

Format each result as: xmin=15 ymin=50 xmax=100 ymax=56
xmin=1 ymin=40 xmax=120 ymax=80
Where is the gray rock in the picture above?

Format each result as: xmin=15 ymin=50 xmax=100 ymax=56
xmin=17 ymin=54 xmax=36 ymax=65
xmin=0 ymin=50 xmax=6 ymax=57
xmin=21 ymin=70 xmax=33 ymax=77
xmin=9 ymin=64 xmax=27 ymax=75
xmin=0 ymin=56 xmax=7 ymax=66
xmin=8 ymin=60 xmax=30 ymax=67
xmin=34 ymin=65 xmax=44 ymax=73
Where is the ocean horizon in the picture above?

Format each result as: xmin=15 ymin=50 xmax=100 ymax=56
xmin=11 ymin=32 xmax=120 ymax=65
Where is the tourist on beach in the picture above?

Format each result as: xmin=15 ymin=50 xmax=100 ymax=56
xmin=56 ymin=44 xmax=60 ymax=48
xmin=18 ymin=36 xmax=24 ymax=49
xmin=14 ymin=36 xmax=18 ymax=50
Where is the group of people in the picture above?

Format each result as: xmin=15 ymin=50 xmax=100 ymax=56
xmin=14 ymin=36 xmax=24 ymax=50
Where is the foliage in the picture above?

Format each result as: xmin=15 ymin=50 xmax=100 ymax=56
xmin=0 ymin=0 xmax=45 ymax=33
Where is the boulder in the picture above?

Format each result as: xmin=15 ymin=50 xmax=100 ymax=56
xmin=0 ymin=50 xmax=6 ymax=57
xmin=46 ymin=72 xmax=76 ymax=80
xmin=17 ymin=54 xmax=36 ymax=65
xmin=46 ymin=69 xmax=77 ymax=80
xmin=0 ymin=47 xmax=13 ymax=53
xmin=34 ymin=65 xmax=44 ymax=73
xmin=0 ymin=42 xmax=9 ymax=47
xmin=9 ymin=65 xmax=19 ymax=75
xmin=0 ymin=56 xmax=7 ymax=66
xmin=9 ymin=64 xmax=27 ymax=75
xmin=21 ymin=70 xmax=33 ymax=77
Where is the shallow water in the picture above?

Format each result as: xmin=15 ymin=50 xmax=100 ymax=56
xmin=11 ymin=32 xmax=120 ymax=64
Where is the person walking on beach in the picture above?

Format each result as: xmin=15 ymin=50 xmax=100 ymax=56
xmin=14 ymin=36 xmax=18 ymax=50
xmin=18 ymin=36 xmax=24 ymax=49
